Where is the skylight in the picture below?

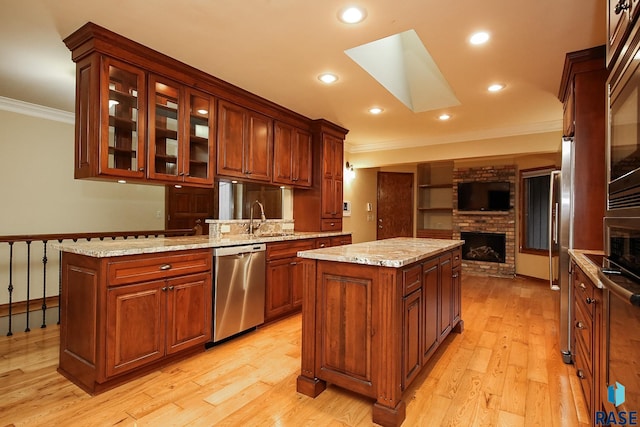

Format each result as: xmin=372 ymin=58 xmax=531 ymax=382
xmin=344 ymin=29 xmax=460 ymax=113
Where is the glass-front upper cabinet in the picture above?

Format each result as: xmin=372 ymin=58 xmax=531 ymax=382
xmin=185 ymin=89 xmax=215 ymax=184
xmin=101 ymin=58 xmax=146 ymax=178
xmin=148 ymin=75 xmax=182 ymax=181
xmin=148 ymin=76 xmax=215 ymax=185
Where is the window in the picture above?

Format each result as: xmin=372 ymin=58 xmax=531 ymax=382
xmin=520 ymin=167 xmax=554 ymax=254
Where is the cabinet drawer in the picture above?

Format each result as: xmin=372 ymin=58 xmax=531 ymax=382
xmin=266 ymin=239 xmax=315 ymax=260
xmin=316 ymin=238 xmax=331 ymax=249
xmin=321 ymin=219 xmax=342 ymax=231
xmin=330 ymin=235 xmax=352 ymax=246
xmin=402 ymin=264 xmax=422 ymax=296
xmin=451 ymin=248 xmax=462 ymax=267
xmin=573 ymin=272 xmax=597 ymax=318
xmin=107 ymin=250 xmax=212 ymax=286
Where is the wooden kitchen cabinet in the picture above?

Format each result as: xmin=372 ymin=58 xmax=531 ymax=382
xmin=558 ymin=46 xmax=608 ymax=251
xmin=608 ymin=0 xmax=640 ymax=67
xmin=571 ymin=260 xmax=602 ymax=418
xmin=273 ymin=121 xmax=312 ymax=188
xmin=217 ymin=100 xmax=273 ymax=183
xmin=71 ymin=55 xmax=147 ymax=180
xmin=294 ymin=120 xmax=348 ymax=232
xmin=265 ymin=239 xmax=315 ymax=322
xmin=59 ymin=249 xmax=212 ymax=394
xmin=148 ymin=75 xmax=215 ymax=185
xmin=297 ymin=243 xmax=464 ymax=427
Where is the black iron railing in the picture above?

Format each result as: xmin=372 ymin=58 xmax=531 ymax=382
xmin=0 ymin=228 xmax=197 ymax=336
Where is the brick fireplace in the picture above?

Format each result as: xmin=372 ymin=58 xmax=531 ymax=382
xmin=453 ymin=165 xmax=516 ymax=277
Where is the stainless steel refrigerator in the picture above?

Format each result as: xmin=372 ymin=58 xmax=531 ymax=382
xmin=548 ymin=136 xmax=574 ymax=364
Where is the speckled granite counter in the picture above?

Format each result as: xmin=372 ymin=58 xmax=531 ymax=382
xmin=297 ymin=237 xmax=464 ymax=268
xmin=52 ymin=231 xmax=350 ymax=258
xmin=569 ymin=249 xmax=605 ymax=289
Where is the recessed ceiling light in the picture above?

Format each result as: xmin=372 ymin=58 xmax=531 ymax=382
xmin=470 ymin=31 xmax=490 ymax=45
xmin=439 ymin=114 xmax=451 ymax=121
xmin=338 ymin=6 xmax=367 ymax=24
xmin=369 ymin=107 xmax=383 ymax=114
xmin=488 ymin=83 xmax=505 ymax=92
xmin=318 ymin=73 xmax=338 ymax=84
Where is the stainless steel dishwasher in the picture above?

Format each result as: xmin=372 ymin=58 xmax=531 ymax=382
xmin=212 ymin=243 xmax=266 ymax=342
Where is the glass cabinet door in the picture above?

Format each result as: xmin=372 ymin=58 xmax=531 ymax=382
xmin=101 ymin=58 xmax=146 ymax=178
xmin=149 ymin=75 xmax=182 ymax=180
xmin=186 ymin=89 xmax=215 ymax=184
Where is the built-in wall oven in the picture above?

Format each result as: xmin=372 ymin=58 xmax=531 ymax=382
xmin=598 ymin=217 xmax=640 ymax=415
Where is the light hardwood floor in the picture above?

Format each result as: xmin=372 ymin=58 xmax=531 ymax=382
xmin=0 ymin=275 xmax=589 ymax=426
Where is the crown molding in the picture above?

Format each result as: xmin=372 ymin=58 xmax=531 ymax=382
xmin=345 ymin=119 xmax=563 ymax=153
xmin=0 ymin=96 xmax=74 ymax=124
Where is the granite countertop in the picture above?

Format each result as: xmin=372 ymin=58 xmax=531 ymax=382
xmin=52 ymin=231 xmax=350 ymax=258
xmin=569 ymin=249 xmax=605 ymax=289
xmin=297 ymin=237 xmax=464 ymax=268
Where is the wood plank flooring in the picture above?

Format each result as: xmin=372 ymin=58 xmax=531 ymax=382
xmin=0 ymin=275 xmax=589 ymax=426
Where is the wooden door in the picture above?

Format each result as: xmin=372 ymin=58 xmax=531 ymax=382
xmin=402 ymin=289 xmax=422 ymax=389
xmin=106 ymin=280 xmax=165 ymax=378
xmin=265 ymin=258 xmax=294 ymax=320
xmin=273 ymin=122 xmax=294 ymax=185
xmin=216 ymin=100 xmax=246 ymax=178
xmin=422 ymin=257 xmax=439 ymax=360
xmin=165 ymin=186 xmax=216 ymax=234
xmin=165 ymin=272 xmax=211 ymax=354
xmin=377 ymin=172 xmax=414 ymax=240
xmin=294 ymin=128 xmax=312 ymax=187
xmin=245 ymin=110 xmax=273 ymax=182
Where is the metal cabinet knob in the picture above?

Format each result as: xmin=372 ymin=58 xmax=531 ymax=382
xmin=579 ymin=282 xmax=586 ymax=291
xmin=586 ymin=297 xmax=595 ymax=305
xmin=577 ymin=369 xmax=585 ymax=379
xmin=576 ymin=321 xmax=585 ymax=329
xmin=162 ymin=286 xmax=168 ymax=292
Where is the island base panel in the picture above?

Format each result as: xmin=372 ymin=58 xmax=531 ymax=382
xmin=296 ymin=375 xmax=326 ymax=397
xmin=373 ymin=400 xmax=407 ymax=427
xmin=454 ymin=319 xmax=464 ymax=333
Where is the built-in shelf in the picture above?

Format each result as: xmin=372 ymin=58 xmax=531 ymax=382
xmin=416 ymin=161 xmax=454 ymax=239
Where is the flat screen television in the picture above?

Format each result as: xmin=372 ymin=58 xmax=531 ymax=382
xmin=457 ymin=181 xmax=511 ymax=211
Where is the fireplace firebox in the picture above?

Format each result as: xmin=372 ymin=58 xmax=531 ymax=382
xmin=461 ymin=232 xmax=506 ymax=263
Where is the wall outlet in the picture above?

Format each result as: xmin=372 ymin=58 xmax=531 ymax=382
xmin=155 ymin=210 xmax=161 ymax=219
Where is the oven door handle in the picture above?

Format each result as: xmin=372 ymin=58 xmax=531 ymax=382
xmin=598 ymin=269 xmax=640 ymax=307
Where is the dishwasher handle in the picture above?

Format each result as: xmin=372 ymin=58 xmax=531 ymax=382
xmin=214 ymin=243 xmax=266 ymax=257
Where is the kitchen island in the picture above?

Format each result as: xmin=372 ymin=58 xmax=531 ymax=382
xmin=296 ymin=237 xmax=464 ymax=427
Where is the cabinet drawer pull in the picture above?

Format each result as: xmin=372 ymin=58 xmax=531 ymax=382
xmin=162 ymin=286 xmax=168 ymax=291
xmin=579 ymin=282 xmax=586 ymax=291
xmin=586 ymin=297 xmax=595 ymax=305
xmin=319 ymin=243 xmax=326 ymax=248
xmin=159 ymin=264 xmax=172 ymax=271
xmin=330 ymin=222 xmax=335 ymax=226
xmin=290 ymin=261 xmax=298 ymax=266
xmin=576 ymin=321 xmax=585 ymax=330
xmin=168 ymin=286 xmax=174 ymax=291
xmin=577 ymin=369 xmax=585 ymax=379
xmin=452 ymin=273 xmax=459 ymax=278
xmin=615 ymin=0 xmax=629 ymax=14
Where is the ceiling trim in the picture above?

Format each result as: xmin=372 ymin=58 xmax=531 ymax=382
xmin=345 ymin=119 xmax=563 ymax=153
xmin=0 ymin=96 xmax=74 ymax=124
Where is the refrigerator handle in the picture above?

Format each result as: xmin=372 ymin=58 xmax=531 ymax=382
xmin=549 ymin=170 xmax=561 ymax=291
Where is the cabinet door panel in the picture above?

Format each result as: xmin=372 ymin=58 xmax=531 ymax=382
xmin=217 ymin=100 xmax=246 ymax=178
xmin=106 ymin=281 xmax=165 ymax=378
xmin=439 ymin=255 xmax=453 ymax=339
xmin=245 ymin=111 xmax=273 ymax=181
xmin=452 ymin=265 xmax=461 ymax=325
xmin=148 ymin=75 xmax=182 ymax=181
xmin=184 ymin=89 xmax=215 ymax=184
xmin=403 ymin=289 xmax=422 ymax=389
xmin=294 ymin=128 xmax=313 ymax=187
xmin=422 ymin=258 xmax=439 ymax=359
xmin=166 ymin=272 xmax=212 ymax=354
xmin=100 ymin=57 xmax=147 ymax=178
xmin=266 ymin=258 xmax=294 ymax=320
xmin=273 ymin=122 xmax=294 ymax=185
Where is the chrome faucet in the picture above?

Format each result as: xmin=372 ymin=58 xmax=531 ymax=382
xmin=249 ymin=200 xmax=266 ymax=234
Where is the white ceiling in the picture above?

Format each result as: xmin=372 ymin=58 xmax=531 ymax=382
xmin=0 ymin=0 xmax=605 ymax=158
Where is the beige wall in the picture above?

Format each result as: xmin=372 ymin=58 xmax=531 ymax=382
xmin=0 ymin=109 xmax=165 ymax=235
